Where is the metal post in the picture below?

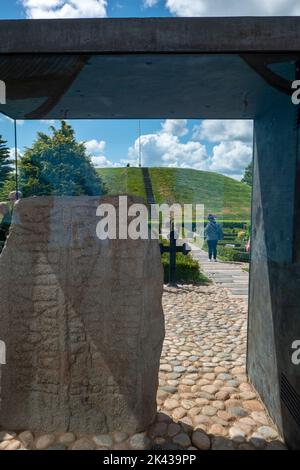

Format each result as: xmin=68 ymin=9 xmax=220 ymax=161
xmin=138 ymin=120 xmax=142 ymax=168
xmin=169 ymin=219 xmax=176 ymax=285
xmin=14 ymin=119 xmax=19 ymax=200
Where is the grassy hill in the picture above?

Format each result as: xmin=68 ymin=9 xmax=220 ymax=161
xmin=97 ymin=167 xmax=251 ymax=221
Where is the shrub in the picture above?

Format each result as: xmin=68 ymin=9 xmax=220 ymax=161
xmin=217 ymin=245 xmax=249 ymax=263
xmin=161 ymin=239 xmax=210 ymax=284
xmin=231 ymin=251 xmax=250 ymax=262
xmin=222 ymin=221 xmax=249 ymax=229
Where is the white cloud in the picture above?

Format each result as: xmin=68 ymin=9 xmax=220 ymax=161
xmin=129 ymin=125 xmax=208 ymax=169
xmin=161 ymin=119 xmax=188 ymax=137
xmin=83 ymin=139 xmax=111 ymax=167
xmin=210 ymin=141 xmax=252 ymax=178
xmin=22 ymin=0 xmax=107 ymax=19
xmin=165 ymin=0 xmax=300 ymax=16
xmin=40 ymin=119 xmax=56 ymax=125
xmin=84 ymin=139 xmax=106 ymax=155
xmin=193 ymin=120 xmax=253 ymax=143
xmin=91 ymin=155 xmax=115 ymax=168
xmin=83 ymin=138 xmax=122 ymax=168
xmin=143 ymin=0 xmax=159 ymax=7
xmin=128 ymin=119 xmax=253 ymax=179
xmin=9 ymin=147 xmax=23 ymax=162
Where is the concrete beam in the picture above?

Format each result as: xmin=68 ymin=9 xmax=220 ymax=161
xmin=1 ymin=18 xmax=300 ymax=54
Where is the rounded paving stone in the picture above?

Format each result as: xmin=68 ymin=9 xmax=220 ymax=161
xmin=212 ymin=400 xmax=225 ymax=411
xmin=58 ymin=433 xmax=76 ymax=445
xmin=181 ymin=399 xmax=195 ymax=410
xmin=229 ymin=427 xmax=246 ymax=443
xmin=249 ymin=433 xmax=267 ymax=449
xmin=211 ymin=437 xmax=235 ymax=450
xmin=203 ymin=373 xmax=216 ymax=380
xmin=208 ymin=423 xmax=228 ymax=436
xmin=0 ymin=441 xmax=10 ymax=450
xmin=156 ymin=412 xmax=172 ymax=423
xmin=18 ymin=431 xmax=34 ymax=448
xmin=239 ymin=391 xmax=257 ymax=400
xmin=238 ymin=443 xmax=255 ymax=450
xmin=196 ymin=398 xmax=210 ymax=406
xmin=251 ymin=411 xmax=269 ymax=425
xmin=35 ymin=434 xmax=56 ymax=450
xmin=0 ymin=431 xmax=16 ymax=442
xmin=172 ymin=407 xmax=187 ymax=420
xmin=113 ymin=432 xmax=128 ymax=444
xmin=167 ymin=373 xmax=181 ymax=380
xmin=217 ymin=373 xmax=232 ymax=381
xmin=71 ymin=438 xmax=96 ymax=450
xmin=172 ymin=433 xmax=191 ymax=448
xmin=113 ymin=442 xmax=130 ymax=450
xmin=47 ymin=444 xmax=67 ymax=451
xmin=227 ymin=407 xmax=248 ymax=418
xmin=202 ymin=406 xmax=218 ymax=417
xmin=187 ymin=407 xmax=202 ymax=418
xmin=193 ymin=415 xmax=212 ymax=426
xmin=242 ymin=400 xmax=264 ymax=412
xmin=149 ymin=422 xmax=168 ymax=438
xmin=129 ymin=433 xmax=151 ymax=450
xmin=265 ymin=441 xmax=287 ymax=450
xmin=162 ymin=386 xmax=178 ymax=394
xmin=167 ymin=423 xmax=181 ymax=437
xmin=256 ymin=426 xmax=278 ymax=440
xmin=239 ymin=417 xmax=256 ymax=426
xmin=153 ymin=437 xmax=167 ymax=446
xmin=182 ymin=379 xmax=196 ymax=386
xmin=180 ymin=417 xmax=193 ymax=432
xmin=192 ymin=430 xmax=211 ymax=450
xmin=4 ymin=440 xmax=21 ymax=450
xmin=93 ymin=434 xmax=113 ymax=448
xmin=201 ymin=385 xmax=218 ymax=395
xmin=174 ymin=366 xmax=186 ymax=373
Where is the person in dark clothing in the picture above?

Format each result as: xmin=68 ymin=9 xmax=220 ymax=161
xmin=0 ymin=202 xmax=10 ymax=251
xmin=0 ymin=191 xmax=22 ymax=251
xmin=204 ymin=214 xmax=223 ymax=262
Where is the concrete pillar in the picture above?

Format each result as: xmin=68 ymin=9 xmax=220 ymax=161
xmin=248 ymin=92 xmax=300 ymax=449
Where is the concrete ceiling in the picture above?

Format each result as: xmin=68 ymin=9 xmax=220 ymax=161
xmin=0 ymin=19 xmax=298 ymax=120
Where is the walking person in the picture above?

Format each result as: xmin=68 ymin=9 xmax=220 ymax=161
xmin=204 ymin=214 xmax=223 ymax=262
xmin=0 ymin=190 xmax=22 ymax=249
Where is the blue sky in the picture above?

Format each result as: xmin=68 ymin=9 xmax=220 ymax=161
xmin=0 ymin=1 xmax=170 ymax=19
xmin=1 ymin=0 xmax=298 ymax=179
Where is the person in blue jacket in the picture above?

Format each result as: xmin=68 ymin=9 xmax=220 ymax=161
xmin=204 ymin=214 xmax=223 ymax=262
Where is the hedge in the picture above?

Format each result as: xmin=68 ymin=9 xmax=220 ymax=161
xmin=217 ymin=245 xmax=250 ymax=263
xmin=160 ymin=238 xmax=210 ymax=284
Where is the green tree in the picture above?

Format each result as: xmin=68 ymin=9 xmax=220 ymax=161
xmin=0 ymin=135 xmax=12 ymax=193
xmin=0 ymin=175 xmax=16 ymax=201
xmin=20 ymin=121 xmax=103 ymax=197
xmin=242 ymin=161 xmax=253 ymax=186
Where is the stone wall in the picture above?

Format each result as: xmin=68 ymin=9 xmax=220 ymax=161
xmin=0 ymin=196 xmax=164 ymax=433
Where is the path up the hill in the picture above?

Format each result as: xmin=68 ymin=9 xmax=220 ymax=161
xmin=189 ymin=243 xmax=249 ymax=301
